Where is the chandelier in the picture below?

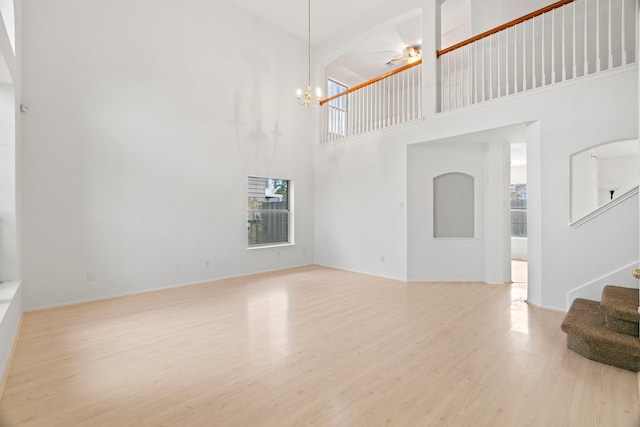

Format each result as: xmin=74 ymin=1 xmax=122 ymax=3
xmin=296 ymin=0 xmax=321 ymax=106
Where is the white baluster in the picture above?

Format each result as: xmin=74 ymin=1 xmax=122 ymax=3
xmin=562 ymin=5 xmax=566 ymax=81
xmin=532 ymin=16 xmax=537 ymax=88
xmin=467 ymin=45 xmax=473 ymax=105
xmin=542 ymin=12 xmax=546 ymax=86
xmin=357 ymin=87 xmax=361 ymax=135
xmin=489 ymin=34 xmax=494 ymax=100
xmin=584 ymin=0 xmax=589 ymax=75
xmin=458 ymin=48 xmax=463 ymax=107
xmin=596 ymin=0 xmax=601 ymax=72
xmin=608 ymin=0 xmax=613 ymax=69
xmin=418 ymin=66 xmax=423 ymax=117
xmin=362 ymin=85 xmax=367 ymax=133
xmin=402 ymin=69 xmax=407 ymax=123
xmin=572 ymin=2 xmax=577 ymax=78
xmin=448 ymin=53 xmax=452 ymax=110
xmin=440 ymin=56 xmax=445 ymax=112
xmin=454 ymin=48 xmax=458 ymax=108
xmin=394 ymin=74 xmax=398 ymax=125
xmin=505 ymin=28 xmax=510 ymax=95
xmin=523 ymin=20 xmax=527 ymax=90
xmin=496 ymin=33 xmax=501 ymax=98
xmin=552 ymin=9 xmax=556 ymax=83
xmin=513 ymin=25 xmax=518 ymax=93
xmin=474 ymin=42 xmax=479 ymax=103
xmin=622 ymin=0 xmax=627 ymax=65
xmin=482 ymin=38 xmax=486 ymax=101
xmin=415 ymin=66 xmax=419 ymax=118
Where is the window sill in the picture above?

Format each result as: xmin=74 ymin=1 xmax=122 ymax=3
xmin=247 ymin=243 xmax=295 ymax=251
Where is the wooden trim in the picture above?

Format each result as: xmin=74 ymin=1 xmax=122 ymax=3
xmin=0 ymin=313 xmax=23 ymax=401
xmin=437 ymin=0 xmax=575 ymax=57
xmin=319 ymin=59 xmax=422 ymax=106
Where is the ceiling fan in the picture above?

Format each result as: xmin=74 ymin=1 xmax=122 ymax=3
xmin=386 ymin=46 xmax=422 ymax=66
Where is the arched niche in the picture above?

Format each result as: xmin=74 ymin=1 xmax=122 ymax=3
xmin=433 ymin=172 xmax=475 ymax=238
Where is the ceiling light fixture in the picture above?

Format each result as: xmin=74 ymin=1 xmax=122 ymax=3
xmin=296 ymin=0 xmax=321 ymax=106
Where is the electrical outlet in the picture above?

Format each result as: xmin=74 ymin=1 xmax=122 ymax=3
xmin=175 ymin=264 xmax=182 ymax=271
xmin=86 ymin=272 xmax=95 ymax=282
xmin=380 ymin=256 xmax=386 ymax=263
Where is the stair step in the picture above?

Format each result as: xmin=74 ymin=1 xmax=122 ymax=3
xmin=561 ymin=298 xmax=640 ymax=372
xmin=600 ymin=285 xmax=639 ymax=336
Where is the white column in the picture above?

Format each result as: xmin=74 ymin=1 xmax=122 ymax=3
xmin=423 ymin=0 xmax=441 ymax=115
xmin=483 ymin=141 xmax=511 ymax=285
xmin=526 ymin=122 xmax=542 ymax=307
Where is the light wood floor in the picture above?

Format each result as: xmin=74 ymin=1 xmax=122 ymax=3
xmin=0 ymin=265 xmax=638 ymax=426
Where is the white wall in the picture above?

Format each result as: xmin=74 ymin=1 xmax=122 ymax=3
xmin=598 ymin=155 xmax=638 ymax=203
xmin=408 ymin=143 xmax=486 ymax=281
xmin=470 ymin=0 xmax=554 ymax=35
xmin=571 ymin=149 xmax=599 ymax=221
xmin=407 ymin=140 xmax=511 ymax=283
xmin=21 ymin=0 xmax=314 ymax=309
xmin=315 ymin=65 xmax=638 ymax=310
xmin=313 ymin=132 xmax=407 ymax=279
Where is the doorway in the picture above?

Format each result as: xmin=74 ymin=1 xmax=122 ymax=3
xmin=510 ymin=143 xmax=528 ymax=298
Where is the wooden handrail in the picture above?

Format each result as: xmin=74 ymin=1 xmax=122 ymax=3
xmin=436 ymin=0 xmax=575 ymax=57
xmin=319 ymin=59 xmax=422 ymax=106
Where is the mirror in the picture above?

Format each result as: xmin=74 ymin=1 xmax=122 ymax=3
xmin=570 ymin=139 xmax=639 ymax=222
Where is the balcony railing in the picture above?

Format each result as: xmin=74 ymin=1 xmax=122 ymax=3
xmin=438 ymin=0 xmax=637 ymax=111
xmin=319 ymin=0 xmax=637 ymax=142
xmin=319 ymin=61 xmax=422 ymax=144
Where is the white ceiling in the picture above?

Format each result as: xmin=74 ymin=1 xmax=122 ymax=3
xmin=231 ymin=0 xmax=470 ymax=84
xmin=230 ymin=0 xmax=391 ymax=44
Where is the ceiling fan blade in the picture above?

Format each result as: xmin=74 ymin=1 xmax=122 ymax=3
xmin=386 ymin=45 xmax=422 ymax=65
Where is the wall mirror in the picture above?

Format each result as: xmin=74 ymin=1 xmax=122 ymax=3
xmin=570 ymin=139 xmax=639 ymax=223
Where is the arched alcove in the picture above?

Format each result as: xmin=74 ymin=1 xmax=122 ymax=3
xmin=433 ymin=172 xmax=474 ymax=238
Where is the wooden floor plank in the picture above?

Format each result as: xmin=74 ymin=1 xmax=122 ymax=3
xmin=0 ymin=265 xmax=637 ymax=426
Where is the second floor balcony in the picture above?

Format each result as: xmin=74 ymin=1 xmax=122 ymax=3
xmin=319 ymin=0 xmax=637 ymax=144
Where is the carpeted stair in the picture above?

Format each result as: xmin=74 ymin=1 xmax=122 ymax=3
xmin=561 ymin=285 xmax=640 ymax=372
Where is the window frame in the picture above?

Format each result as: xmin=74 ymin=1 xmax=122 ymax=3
xmin=247 ymin=176 xmax=294 ymax=248
xmin=327 ymin=78 xmax=348 ymax=137
xmin=510 ymin=183 xmax=527 ymax=238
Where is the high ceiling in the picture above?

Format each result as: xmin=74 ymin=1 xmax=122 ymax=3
xmin=230 ymin=0 xmax=393 ymax=44
xmin=230 ymin=0 xmax=470 ymax=84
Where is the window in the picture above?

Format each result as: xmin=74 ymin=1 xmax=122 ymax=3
xmin=510 ymin=184 xmax=527 ymax=237
xmin=327 ymin=79 xmax=348 ymax=137
xmin=247 ymin=177 xmax=291 ymax=247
